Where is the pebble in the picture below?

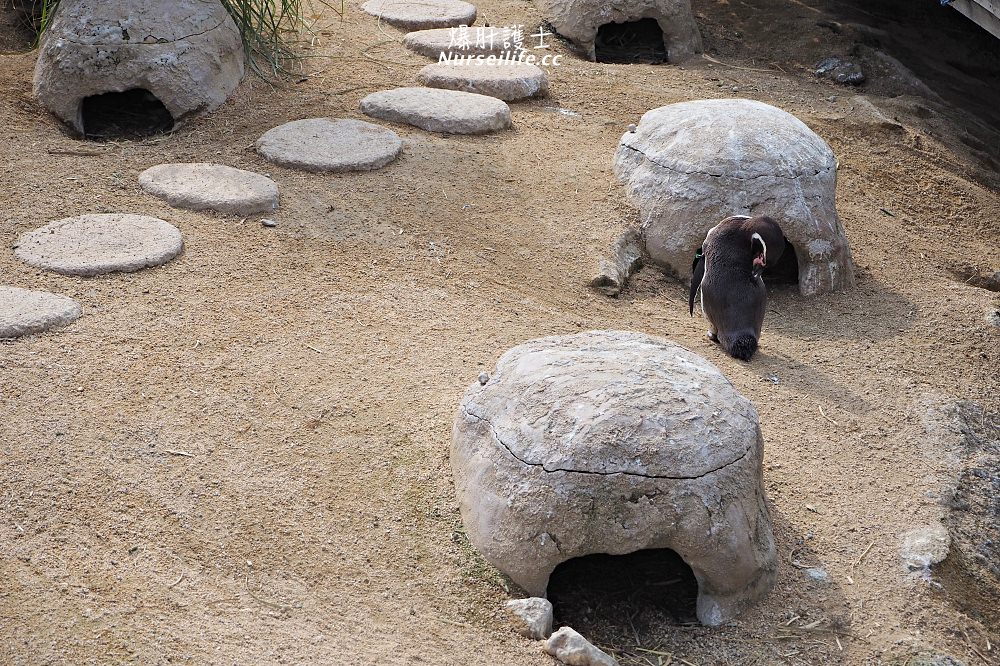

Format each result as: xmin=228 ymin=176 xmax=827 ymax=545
xmin=900 ymin=523 xmax=951 ymax=571
xmin=504 ymin=597 xmax=553 ymax=639
xmin=478 ymin=372 xmax=489 ymax=385
xmin=262 ymin=218 xmax=278 ymax=228
xmin=543 ymin=627 xmax=618 ymax=666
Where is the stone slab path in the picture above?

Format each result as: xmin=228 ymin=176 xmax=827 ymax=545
xmin=139 ymin=163 xmax=279 ymax=215
xmin=0 ymin=286 xmax=82 ymax=338
xmin=14 ymin=214 xmax=184 ymax=276
xmin=361 ymin=0 xmax=476 ymax=29
xmin=360 ymin=87 xmax=511 ymax=134
xmin=418 ymin=60 xmax=548 ymax=101
xmin=256 ymin=118 xmax=403 ymax=173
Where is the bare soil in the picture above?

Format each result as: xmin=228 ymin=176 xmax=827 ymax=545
xmin=1 ymin=0 xmax=999 ymax=664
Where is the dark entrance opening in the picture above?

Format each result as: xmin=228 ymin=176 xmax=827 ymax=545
xmin=762 ymin=238 xmax=800 ymax=286
xmin=595 ymin=19 xmax=667 ymax=64
xmin=80 ymin=89 xmax=174 ymax=141
xmin=547 ymin=549 xmax=700 ymax=648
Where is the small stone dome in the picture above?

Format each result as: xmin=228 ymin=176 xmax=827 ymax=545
xmin=33 ymin=0 xmax=244 ymax=137
xmin=614 ymin=98 xmax=855 ymax=296
xmin=451 ymin=330 xmax=777 ymax=626
xmin=535 ymin=0 xmax=702 ymax=63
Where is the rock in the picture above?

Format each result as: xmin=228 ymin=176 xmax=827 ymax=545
xmin=14 ymin=214 xmax=183 ymax=276
xmin=477 ymin=372 xmax=489 ymax=385
xmin=987 ymin=310 xmax=1000 ymax=328
xmin=403 ymin=27 xmax=520 ymax=59
xmin=360 ymin=87 xmax=511 ymax=135
xmin=535 ymin=0 xmax=701 ymax=63
xmin=908 ymin=652 xmax=967 ymax=666
xmin=33 ymin=0 xmax=244 ymax=135
xmin=138 ymin=163 xmax=279 ymax=215
xmin=261 ymin=218 xmax=278 ymax=228
xmin=256 ymin=118 xmax=403 ymax=173
xmin=0 ymin=287 xmax=82 ymax=338
xmin=504 ymin=597 xmax=553 ymax=639
xmin=451 ymin=330 xmax=778 ymax=626
xmin=900 ymin=524 xmax=951 ymax=571
xmin=417 ymin=61 xmax=548 ymax=101
xmin=814 ymin=56 xmax=865 ymax=85
xmin=590 ymin=227 xmax=643 ymax=297
xmin=804 ymin=567 xmax=829 ymax=583
xmin=360 ymin=0 xmax=476 ymax=30
xmin=543 ymin=627 xmax=618 ymax=666
xmin=613 ymin=98 xmax=856 ymax=296
xmin=939 ymin=401 xmax=1000 ymax=618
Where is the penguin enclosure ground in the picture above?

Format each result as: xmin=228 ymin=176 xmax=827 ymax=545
xmin=1 ymin=0 xmax=1000 ymax=664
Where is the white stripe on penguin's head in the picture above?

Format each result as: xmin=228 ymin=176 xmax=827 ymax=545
xmin=751 ymin=231 xmax=767 ymax=260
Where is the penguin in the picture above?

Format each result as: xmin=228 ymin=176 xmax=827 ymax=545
xmin=689 ymin=215 xmax=786 ymax=361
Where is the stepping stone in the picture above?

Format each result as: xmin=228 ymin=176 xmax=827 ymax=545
xmin=418 ymin=61 xmax=548 ymax=101
xmin=361 ymin=0 xmax=476 ymax=29
xmin=360 ymin=87 xmax=511 ymax=134
xmin=255 ymin=118 xmax=402 ymax=173
xmin=403 ymin=27 xmax=519 ymax=59
xmin=14 ymin=214 xmax=184 ymax=276
xmin=0 ymin=286 xmax=81 ymax=338
xmin=138 ymin=163 xmax=279 ymax=215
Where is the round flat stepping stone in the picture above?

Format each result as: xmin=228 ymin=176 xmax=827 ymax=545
xmin=361 ymin=0 xmax=476 ymax=29
xmin=14 ymin=214 xmax=184 ymax=276
xmin=403 ymin=27 xmax=519 ymax=59
xmin=418 ymin=61 xmax=548 ymax=101
xmin=255 ymin=118 xmax=403 ymax=173
xmin=0 ymin=286 xmax=81 ymax=338
xmin=360 ymin=87 xmax=511 ymax=134
xmin=138 ymin=163 xmax=278 ymax=215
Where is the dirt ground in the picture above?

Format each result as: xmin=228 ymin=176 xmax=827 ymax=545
xmin=2 ymin=0 xmax=999 ymax=664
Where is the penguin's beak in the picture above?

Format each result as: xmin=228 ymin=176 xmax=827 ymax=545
xmin=753 ymin=254 xmax=766 ymax=269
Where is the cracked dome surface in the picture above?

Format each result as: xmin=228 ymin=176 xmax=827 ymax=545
xmin=451 ymin=330 xmax=778 ymax=625
xmin=460 ymin=330 xmax=757 ymax=477
xmin=613 ymin=98 xmax=855 ymax=296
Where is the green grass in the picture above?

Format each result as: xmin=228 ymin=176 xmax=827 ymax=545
xmin=22 ymin=0 xmax=335 ymax=78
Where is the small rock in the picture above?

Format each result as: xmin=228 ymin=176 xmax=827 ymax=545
xmin=627 ymin=123 xmax=637 ymax=133
xmin=804 ymin=567 xmax=829 ymax=583
xmin=261 ymin=218 xmax=278 ymax=228
xmin=908 ymin=652 xmax=967 ymax=666
xmin=900 ymin=523 xmax=950 ymax=571
xmin=828 ymin=96 xmax=837 ymax=102
xmin=543 ymin=627 xmax=618 ymax=666
xmin=477 ymin=372 xmax=489 ymax=385
xmin=814 ymin=56 xmax=865 ymax=85
xmin=731 ymin=86 xmax=739 ymax=92
xmin=504 ymin=597 xmax=553 ymax=639
xmin=987 ymin=310 xmax=1000 ymax=328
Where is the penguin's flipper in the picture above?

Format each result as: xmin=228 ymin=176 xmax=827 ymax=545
xmin=689 ymin=249 xmax=705 ymax=316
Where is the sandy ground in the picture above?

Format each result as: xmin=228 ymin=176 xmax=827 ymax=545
xmin=1 ymin=0 xmax=999 ymax=664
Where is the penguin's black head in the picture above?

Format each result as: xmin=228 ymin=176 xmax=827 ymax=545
xmin=744 ymin=216 xmax=786 ymax=271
